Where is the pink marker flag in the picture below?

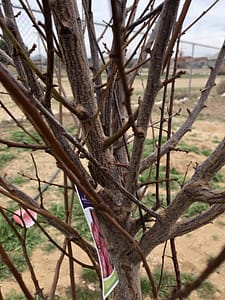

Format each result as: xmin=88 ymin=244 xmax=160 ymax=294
xmin=75 ymin=185 xmax=119 ymax=299
xmin=13 ymin=208 xmax=37 ymax=228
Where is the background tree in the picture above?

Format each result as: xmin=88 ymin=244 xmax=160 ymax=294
xmin=0 ymin=1 xmax=225 ymax=299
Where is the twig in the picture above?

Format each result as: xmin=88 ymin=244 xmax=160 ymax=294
xmin=0 ymin=138 xmax=46 ymax=150
xmin=0 ymin=100 xmax=41 ymax=144
xmin=48 ymin=238 xmax=67 ymax=300
xmin=110 ymin=0 xmax=134 ymax=130
xmin=33 ymin=168 xmax=61 ymax=201
xmin=163 ymin=0 xmax=192 ymax=70
xmin=141 ymin=39 xmax=225 ymax=172
xmin=0 ymin=207 xmax=46 ymax=299
xmin=31 ymin=153 xmax=44 ymax=207
xmin=180 ymin=0 xmax=220 ymax=36
xmin=125 ymin=2 xmax=163 ymax=36
xmin=0 ymin=242 xmax=34 ymax=300
xmin=167 ymin=243 xmax=225 ymax=300
xmin=18 ymin=171 xmax=66 ymax=190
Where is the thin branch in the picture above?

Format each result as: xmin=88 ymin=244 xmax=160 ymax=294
xmin=103 ymin=107 xmax=139 ymax=149
xmin=0 ymin=138 xmax=46 ymax=150
xmin=0 ymin=207 xmax=46 ymax=299
xmin=0 ymin=242 xmax=34 ymax=300
xmin=167 ymin=243 xmax=225 ymax=300
xmin=180 ymin=0 xmax=220 ymax=36
xmin=48 ymin=238 xmax=67 ymax=300
xmin=126 ymin=0 xmax=180 ymax=197
xmin=110 ymin=0 xmax=134 ymax=128
xmin=163 ymin=0 xmax=192 ymax=70
xmin=0 ymin=99 xmax=41 ymax=144
xmin=30 ymin=153 xmax=44 ymax=207
xmin=0 ymin=48 xmax=15 ymax=66
xmin=174 ymin=203 xmax=225 ymax=238
xmin=125 ymin=2 xmax=163 ymax=36
xmin=141 ymin=39 xmax=225 ymax=173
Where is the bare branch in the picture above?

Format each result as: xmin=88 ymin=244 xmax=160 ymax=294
xmin=0 ymin=242 xmax=34 ymax=299
xmin=167 ymin=243 xmax=225 ymax=300
xmin=126 ymin=0 xmax=180 ymax=196
xmin=141 ymin=39 xmax=225 ymax=173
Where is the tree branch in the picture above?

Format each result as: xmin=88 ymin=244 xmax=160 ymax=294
xmin=126 ymin=0 xmax=180 ymax=196
xmin=173 ymin=203 xmax=225 ymax=238
xmin=141 ymin=39 xmax=225 ymax=173
xmin=167 ymin=243 xmax=225 ymax=300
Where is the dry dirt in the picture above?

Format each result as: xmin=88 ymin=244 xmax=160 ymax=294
xmin=1 ymin=81 xmax=225 ymax=299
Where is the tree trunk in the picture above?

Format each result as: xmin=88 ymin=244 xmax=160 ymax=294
xmin=113 ymin=262 xmax=142 ymax=300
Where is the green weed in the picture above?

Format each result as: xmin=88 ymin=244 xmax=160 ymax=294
xmin=0 ymin=152 xmax=16 ymax=167
xmin=48 ymin=200 xmax=92 ymax=241
xmin=81 ymin=268 xmax=99 ymax=283
xmin=178 ymin=141 xmax=211 ymax=156
xmin=10 ymin=129 xmax=42 ymax=145
xmin=182 ymin=272 xmax=217 ymax=299
xmin=211 ymin=172 xmax=225 ymax=189
xmin=184 ymin=202 xmax=209 ymax=218
xmin=9 ymin=175 xmax=29 ymax=185
xmin=141 ymin=267 xmax=217 ymax=299
xmin=5 ymin=289 xmax=25 ymax=300
xmin=0 ymin=206 xmax=43 ymax=280
xmin=217 ymin=220 xmax=225 ymax=226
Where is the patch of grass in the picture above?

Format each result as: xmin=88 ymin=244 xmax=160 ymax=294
xmin=182 ymin=272 xmax=217 ymax=300
xmin=9 ymin=175 xmax=29 ymax=185
xmin=184 ymin=202 xmax=209 ymax=218
xmin=211 ymin=172 xmax=225 ymax=189
xmin=217 ymin=220 xmax=225 ymax=226
xmin=139 ymin=165 xmax=183 ymax=191
xmin=201 ymin=149 xmax=212 ymax=156
xmin=5 ymin=289 xmax=25 ymax=300
xmin=48 ymin=201 xmax=92 ymax=241
xmin=0 ymin=145 xmax=7 ymax=152
xmin=10 ymin=129 xmax=42 ymax=145
xmin=81 ymin=268 xmax=99 ymax=283
xmin=0 ymin=152 xmax=16 ymax=167
xmin=41 ymin=240 xmax=56 ymax=253
xmin=142 ymin=138 xmax=155 ymax=158
xmin=178 ymin=141 xmax=211 ymax=156
xmin=212 ymin=136 xmax=220 ymax=144
xmin=48 ymin=202 xmax=67 ymax=220
xmin=142 ymin=268 xmax=175 ymax=298
xmin=67 ymin=124 xmax=76 ymax=134
xmin=141 ymin=267 xmax=217 ymax=299
xmin=0 ymin=206 xmax=43 ymax=280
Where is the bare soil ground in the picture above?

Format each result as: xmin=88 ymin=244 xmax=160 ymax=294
xmin=1 ymin=77 xmax=225 ymax=299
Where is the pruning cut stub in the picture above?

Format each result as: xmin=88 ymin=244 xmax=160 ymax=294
xmin=13 ymin=208 xmax=37 ymax=228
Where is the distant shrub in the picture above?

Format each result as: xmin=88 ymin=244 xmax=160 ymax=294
xmin=216 ymin=79 xmax=225 ymax=95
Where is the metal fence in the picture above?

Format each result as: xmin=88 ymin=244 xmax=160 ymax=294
xmin=0 ymin=2 xmax=222 ymax=93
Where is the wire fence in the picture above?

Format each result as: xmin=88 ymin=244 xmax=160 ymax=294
xmin=0 ymin=2 xmax=223 ymax=95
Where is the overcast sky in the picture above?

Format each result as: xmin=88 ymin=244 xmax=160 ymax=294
xmin=89 ymin=0 xmax=225 ymax=57
xmin=4 ymin=0 xmax=225 ymax=58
